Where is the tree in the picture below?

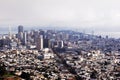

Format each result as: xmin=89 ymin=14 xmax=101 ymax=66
xmin=20 ymin=72 xmax=31 ymax=80
xmin=90 ymin=70 xmax=98 ymax=79
xmin=0 ymin=63 xmax=7 ymax=76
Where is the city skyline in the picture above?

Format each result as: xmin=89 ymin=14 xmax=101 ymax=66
xmin=1 ymin=1 xmax=120 ymax=79
xmin=0 ymin=0 xmax=120 ymax=38
xmin=1 ymin=16 xmax=120 ymax=80
xmin=0 ymin=26 xmax=120 ymax=39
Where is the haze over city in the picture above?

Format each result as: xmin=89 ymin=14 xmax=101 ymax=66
xmin=1 ymin=0 xmax=120 ymax=80
xmin=0 ymin=0 xmax=120 ymax=38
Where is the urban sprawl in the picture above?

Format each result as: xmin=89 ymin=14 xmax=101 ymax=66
xmin=0 ymin=26 xmax=120 ymax=80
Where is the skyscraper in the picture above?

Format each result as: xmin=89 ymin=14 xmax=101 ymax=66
xmin=23 ymin=31 xmax=27 ymax=45
xmin=18 ymin=25 xmax=24 ymax=42
xmin=36 ymin=35 xmax=43 ymax=50
xmin=18 ymin=25 xmax=23 ymax=33
xmin=43 ymin=38 xmax=50 ymax=48
xmin=58 ymin=40 xmax=64 ymax=48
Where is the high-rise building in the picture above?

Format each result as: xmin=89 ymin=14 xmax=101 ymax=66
xmin=58 ymin=40 xmax=64 ymax=48
xmin=23 ymin=31 xmax=27 ymax=45
xmin=34 ymin=31 xmax=39 ymax=43
xmin=18 ymin=25 xmax=24 ymax=42
xmin=36 ymin=35 xmax=43 ymax=50
xmin=18 ymin=25 xmax=23 ymax=33
xmin=43 ymin=39 xmax=50 ymax=48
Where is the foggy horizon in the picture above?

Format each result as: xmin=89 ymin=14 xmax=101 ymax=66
xmin=0 ymin=0 xmax=120 ymax=38
xmin=0 ymin=26 xmax=120 ymax=39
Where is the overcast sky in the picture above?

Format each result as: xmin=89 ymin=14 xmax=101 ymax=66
xmin=0 ymin=0 xmax=120 ymax=35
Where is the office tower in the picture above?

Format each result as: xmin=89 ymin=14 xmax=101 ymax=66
xmin=36 ymin=35 xmax=43 ymax=50
xmin=23 ymin=31 xmax=27 ymax=45
xmin=34 ymin=31 xmax=39 ymax=43
xmin=58 ymin=40 xmax=64 ymax=48
xmin=61 ymin=41 xmax=64 ymax=48
xmin=49 ymin=39 xmax=55 ymax=48
xmin=18 ymin=25 xmax=24 ymax=42
xmin=18 ymin=25 xmax=23 ymax=33
xmin=43 ymin=38 xmax=49 ymax=48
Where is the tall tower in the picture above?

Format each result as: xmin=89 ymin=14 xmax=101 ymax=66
xmin=23 ymin=31 xmax=27 ymax=45
xmin=43 ymin=38 xmax=50 ymax=48
xmin=18 ymin=25 xmax=24 ymax=42
xmin=18 ymin=25 xmax=23 ymax=33
xmin=36 ymin=35 xmax=43 ymax=50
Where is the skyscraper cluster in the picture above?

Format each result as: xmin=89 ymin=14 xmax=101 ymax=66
xmin=1 ymin=25 xmax=120 ymax=80
xmin=17 ymin=25 xmax=50 ymax=50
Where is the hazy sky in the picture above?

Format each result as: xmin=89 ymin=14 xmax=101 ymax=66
xmin=0 ymin=0 xmax=120 ymax=33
